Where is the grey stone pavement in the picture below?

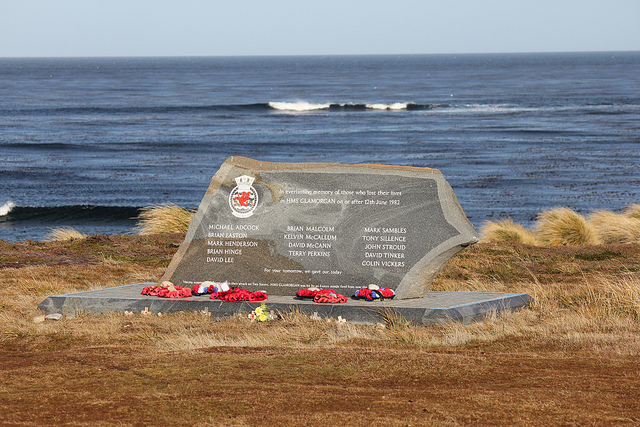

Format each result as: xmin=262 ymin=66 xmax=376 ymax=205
xmin=38 ymin=283 xmax=532 ymax=325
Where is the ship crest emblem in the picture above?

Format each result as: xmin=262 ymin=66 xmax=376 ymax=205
xmin=229 ymin=175 xmax=258 ymax=218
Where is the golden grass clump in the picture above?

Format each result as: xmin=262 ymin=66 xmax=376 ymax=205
xmin=134 ymin=203 xmax=195 ymax=235
xmin=478 ymin=203 xmax=640 ymax=247
xmin=44 ymin=226 xmax=88 ymax=242
xmin=623 ymin=204 xmax=640 ymax=220
xmin=479 ymin=218 xmax=538 ymax=245
xmin=535 ymin=207 xmax=600 ymax=246
xmin=589 ymin=210 xmax=640 ymax=245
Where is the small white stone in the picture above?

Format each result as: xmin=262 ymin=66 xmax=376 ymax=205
xmin=368 ymin=284 xmax=380 ymax=290
xmin=33 ymin=315 xmax=46 ymax=324
xmin=45 ymin=313 xmax=63 ymax=321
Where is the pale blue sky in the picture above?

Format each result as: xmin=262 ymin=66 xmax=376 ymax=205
xmin=1 ymin=0 xmax=638 ymax=57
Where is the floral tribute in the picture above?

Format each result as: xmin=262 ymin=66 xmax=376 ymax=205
xmin=141 ymin=281 xmax=192 ymax=298
xmin=210 ymin=288 xmax=268 ymax=302
xmin=354 ymin=286 xmax=395 ymax=301
xmin=248 ymin=302 xmax=274 ymax=322
xmin=296 ymin=287 xmax=348 ymax=303
xmin=192 ymin=280 xmax=229 ymax=296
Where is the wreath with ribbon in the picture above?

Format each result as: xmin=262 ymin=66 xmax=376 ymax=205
xmin=296 ymin=288 xmax=347 ymax=303
xmin=141 ymin=282 xmax=192 ymax=298
xmin=210 ymin=288 xmax=268 ymax=302
xmin=353 ymin=287 xmax=395 ymax=301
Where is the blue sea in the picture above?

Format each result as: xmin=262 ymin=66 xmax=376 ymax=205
xmin=1 ymin=52 xmax=639 ymax=242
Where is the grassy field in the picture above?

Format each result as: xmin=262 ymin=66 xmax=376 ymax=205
xmin=1 ymin=233 xmax=640 ymax=425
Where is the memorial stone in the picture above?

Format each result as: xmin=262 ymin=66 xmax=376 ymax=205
xmin=161 ymin=157 xmax=478 ymax=299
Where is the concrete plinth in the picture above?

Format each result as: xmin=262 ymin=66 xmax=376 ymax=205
xmin=38 ymin=284 xmax=532 ymax=325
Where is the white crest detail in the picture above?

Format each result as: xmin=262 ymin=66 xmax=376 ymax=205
xmin=229 ymin=175 xmax=258 ymax=218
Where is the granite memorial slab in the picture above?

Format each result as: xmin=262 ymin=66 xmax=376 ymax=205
xmin=161 ymin=156 xmax=479 ymax=299
xmin=37 ymin=283 xmax=533 ymax=325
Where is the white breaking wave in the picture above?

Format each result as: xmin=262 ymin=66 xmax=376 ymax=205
xmin=269 ymin=101 xmax=413 ymax=111
xmin=367 ymin=103 xmax=408 ymax=110
xmin=0 ymin=201 xmax=16 ymax=216
xmin=269 ymin=101 xmax=331 ymax=111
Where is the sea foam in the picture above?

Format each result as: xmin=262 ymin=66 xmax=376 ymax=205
xmin=269 ymin=101 xmax=330 ymax=111
xmin=0 ymin=201 xmax=16 ymax=216
xmin=367 ymin=103 xmax=408 ymax=110
xmin=269 ymin=101 xmax=416 ymax=111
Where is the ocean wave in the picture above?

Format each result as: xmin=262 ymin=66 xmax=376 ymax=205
xmin=1 ymin=102 xmax=439 ymax=116
xmin=268 ymin=101 xmax=438 ymax=111
xmin=7 ymin=101 xmax=630 ymax=117
xmin=0 ymin=201 xmax=16 ymax=216
xmin=268 ymin=101 xmax=331 ymax=111
xmin=0 ymin=204 xmax=143 ymax=225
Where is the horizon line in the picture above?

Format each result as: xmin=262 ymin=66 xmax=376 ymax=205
xmin=1 ymin=49 xmax=638 ymax=60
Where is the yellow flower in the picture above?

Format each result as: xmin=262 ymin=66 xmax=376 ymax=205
xmin=257 ymin=313 xmax=268 ymax=322
xmin=254 ymin=306 xmax=264 ymax=315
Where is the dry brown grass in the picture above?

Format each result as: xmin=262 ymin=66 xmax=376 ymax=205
xmin=134 ymin=203 xmax=195 ymax=235
xmin=2 ymin=237 xmax=640 ymax=424
xmin=479 ymin=218 xmax=538 ymax=245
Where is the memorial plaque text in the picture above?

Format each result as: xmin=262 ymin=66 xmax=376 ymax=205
xmin=162 ymin=157 xmax=478 ymax=299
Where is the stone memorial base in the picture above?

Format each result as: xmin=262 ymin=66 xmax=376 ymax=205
xmin=38 ymin=284 xmax=532 ymax=325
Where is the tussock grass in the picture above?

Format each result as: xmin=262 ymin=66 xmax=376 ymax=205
xmin=44 ymin=227 xmax=88 ymax=242
xmin=624 ymin=204 xmax=640 ymax=220
xmin=536 ymin=207 xmax=600 ymax=246
xmin=589 ymin=210 xmax=640 ymax=244
xmin=479 ymin=218 xmax=538 ymax=245
xmin=134 ymin=203 xmax=195 ymax=235
xmin=481 ymin=204 xmax=640 ymax=246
